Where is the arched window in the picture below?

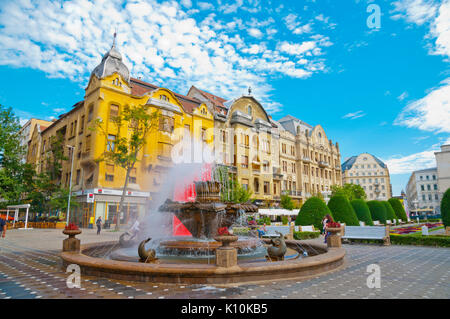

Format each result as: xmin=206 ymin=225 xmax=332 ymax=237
xmin=247 ymin=105 xmax=252 ymax=116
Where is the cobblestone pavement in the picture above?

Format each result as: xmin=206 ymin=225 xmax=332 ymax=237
xmin=0 ymin=230 xmax=449 ymax=299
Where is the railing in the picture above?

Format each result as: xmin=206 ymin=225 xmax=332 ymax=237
xmin=302 ymin=156 xmax=311 ymax=162
xmin=318 ymin=161 xmax=329 ymax=167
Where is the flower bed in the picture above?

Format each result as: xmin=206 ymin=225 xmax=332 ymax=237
xmin=390 ymin=222 xmax=443 ymax=235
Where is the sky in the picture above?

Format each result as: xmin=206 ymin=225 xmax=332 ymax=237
xmin=0 ymin=0 xmax=449 ymax=196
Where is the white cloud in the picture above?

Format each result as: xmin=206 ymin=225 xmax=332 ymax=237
xmin=0 ymin=0 xmax=333 ymax=115
xmin=248 ymin=28 xmax=263 ymax=38
xmin=384 ymin=149 xmax=437 ymax=174
xmin=342 ymin=110 xmax=366 ymax=120
xmin=391 ymin=0 xmax=438 ymax=26
xmin=397 ymin=91 xmax=409 ymax=101
xmin=395 ymin=78 xmax=450 ymax=133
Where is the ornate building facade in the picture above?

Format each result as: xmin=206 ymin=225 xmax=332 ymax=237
xmin=187 ymin=88 xmax=342 ymax=206
xmin=26 ymin=41 xmax=214 ymax=227
xmin=342 ymin=153 xmax=392 ymax=200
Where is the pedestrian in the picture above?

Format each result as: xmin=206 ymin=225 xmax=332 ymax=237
xmin=322 ymin=214 xmax=334 ymax=244
xmin=96 ymin=216 xmax=102 ymax=235
xmin=0 ymin=217 xmax=6 ymax=238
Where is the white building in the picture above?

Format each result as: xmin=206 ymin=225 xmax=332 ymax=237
xmin=341 ymin=153 xmax=392 ymax=200
xmin=435 ymin=144 xmax=450 ymax=200
xmin=406 ymin=168 xmax=440 ymax=215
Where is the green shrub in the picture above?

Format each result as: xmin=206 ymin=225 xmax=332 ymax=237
xmin=327 ymin=195 xmax=359 ymax=226
xmin=441 ymin=188 xmax=450 ymax=228
xmin=382 ymin=201 xmax=397 ymax=224
xmin=293 ymin=231 xmax=321 ymax=240
xmin=391 ymin=234 xmax=450 ymax=247
xmin=264 ymin=217 xmax=271 ymax=225
xmin=281 ymin=216 xmax=289 ymax=225
xmin=367 ymin=200 xmax=387 ymax=224
xmin=295 ymin=197 xmax=331 ymax=231
xmin=350 ymin=199 xmax=374 ymax=226
xmin=232 ymin=227 xmax=250 ymax=236
xmin=388 ymin=198 xmax=408 ymax=222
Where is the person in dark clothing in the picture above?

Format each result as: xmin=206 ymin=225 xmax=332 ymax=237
xmin=322 ymin=214 xmax=334 ymax=244
xmin=0 ymin=217 xmax=6 ymax=238
xmin=96 ymin=216 xmax=102 ymax=235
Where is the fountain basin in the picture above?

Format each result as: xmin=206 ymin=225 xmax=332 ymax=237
xmin=61 ymin=240 xmax=345 ymax=285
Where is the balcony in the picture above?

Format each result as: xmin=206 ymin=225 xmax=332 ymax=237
xmin=302 ymin=156 xmax=312 ymax=163
xmin=282 ymin=190 xmax=302 ymax=197
xmin=318 ymin=161 xmax=329 ymax=168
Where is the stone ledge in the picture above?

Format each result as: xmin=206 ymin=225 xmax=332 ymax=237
xmin=60 ymin=240 xmax=345 ymax=285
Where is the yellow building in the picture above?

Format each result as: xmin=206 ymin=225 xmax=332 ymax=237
xmin=27 ymin=41 xmax=214 ymax=227
xmin=187 ymin=88 xmax=342 ymax=207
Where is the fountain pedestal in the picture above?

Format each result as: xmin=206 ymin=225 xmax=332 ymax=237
xmin=62 ymin=229 xmax=82 ymax=252
xmin=214 ymin=235 xmax=238 ymax=268
xmin=326 ymin=227 xmax=342 ymax=248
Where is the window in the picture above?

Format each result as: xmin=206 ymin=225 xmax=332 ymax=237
xmin=433 ymin=175 xmax=436 ymax=180
xmin=110 ymin=104 xmax=119 ymax=120
xmin=434 ymin=184 xmax=438 ymax=190
xmin=241 ymin=155 xmax=248 ymax=168
xmin=73 ymin=120 xmax=77 ymax=137
xmin=242 ymin=179 xmax=249 ymax=190
xmin=254 ymin=178 xmax=259 ymax=193
xmin=264 ymin=182 xmax=272 ymax=194
xmin=160 ymin=95 xmax=168 ymax=101
xmin=107 ymin=135 xmax=116 ymax=152
xmin=85 ymin=135 xmax=91 ymax=152
xmin=427 ymin=184 xmax=431 ymax=191
xmin=79 ymin=115 xmax=85 ymax=134
xmin=87 ymin=105 xmax=94 ymax=122
xmin=129 ymin=167 xmax=137 ymax=184
xmin=435 ymin=194 xmax=439 ymax=200
xmin=159 ymin=116 xmax=174 ymax=133
xmin=247 ymin=105 xmax=252 ymax=116
xmin=76 ymin=170 xmax=81 ymax=185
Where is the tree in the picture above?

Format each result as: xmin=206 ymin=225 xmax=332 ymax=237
xmin=27 ymin=134 xmax=69 ymax=215
xmin=367 ymin=200 xmax=387 ymax=224
xmin=295 ymin=196 xmax=332 ymax=231
xmin=350 ymin=199 xmax=374 ymax=226
xmin=388 ymin=198 xmax=408 ymax=222
xmin=327 ymin=195 xmax=359 ymax=226
xmin=0 ymin=105 xmax=35 ymax=206
xmin=280 ymin=193 xmax=295 ymax=210
xmin=214 ymin=166 xmax=252 ymax=204
xmin=92 ymin=104 xmax=159 ymax=230
xmin=441 ymin=188 xmax=450 ymax=228
xmin=381 ymin=201 xmax=397 ymax=224
xmin=331 ymin=183 xmax=367 ymax=201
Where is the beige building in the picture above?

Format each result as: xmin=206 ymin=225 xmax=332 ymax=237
xmin=435 ymin=144 xmax=450 ymax=200
xmin=19 ymin=118 xmax=52 ymax=162
xmin=342 ymin=153 xmax=392 ymax=200
xmin=187 ymin=88 xmax=343 ymax=206
xmin=406 ymin=168 xmax=440 ymax=214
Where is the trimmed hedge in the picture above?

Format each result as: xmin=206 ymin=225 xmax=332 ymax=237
xmin=367 ymin=200 xmax=387 ymax=224
xmin=382 ymin=201 xmax=397 ymax=224
xmin=293 ymin=231 xmax=321 ymax=240
xmin=295 ymin=197 xmax=331 ymax=231
xmin=388 ymin=198 xmax=408 ymax=222
xmin=327 ymin=195 xmax=359 ymax=226
xmin=350 ymin=199 xmax=374 ymax=226
xmin=441 ymin=188 xmax=450 ymax=228
xmin=346 ymin=235 xmax=450 ymax=247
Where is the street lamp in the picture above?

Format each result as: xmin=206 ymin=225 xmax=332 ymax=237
xmin=66 ymin=145 xmax=75 ymax=226
xmin=412 ymin=199 xmax=419 ymax=223
xmin=322 ymin=186 xmax=331 ymax=205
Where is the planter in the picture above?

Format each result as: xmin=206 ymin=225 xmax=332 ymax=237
xmin=213 ymin=235 xmax=238 ymax=248
xmin=213 ymin=235 xmax=239 ymax=268
xmin=62 ymin=229 xmax=82 ymax=252
xmin=326 ymin=227 xmax=343 ymax=248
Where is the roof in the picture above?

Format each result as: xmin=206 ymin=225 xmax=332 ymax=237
xmin=130 ymin=78 xmax=202 ymax=114
xmin=413 ymin=167 xmax=437 ymax=174
xmin=277 ymin=114 xmax=313 ymax=135
xmin=192 ymin=86 xmax=227 ymax=108
xmin=341 ymin=154 xmax=387 ymax=171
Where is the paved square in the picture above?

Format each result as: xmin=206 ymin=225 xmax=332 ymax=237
xmin=0 ymin=229 xmax=449 ymax=299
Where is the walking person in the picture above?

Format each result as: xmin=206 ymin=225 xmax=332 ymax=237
xmin=322 ymin=214 xmax=334 ymax=244
xmin=0 ymin=216 xmax=6 ymax=239
xmin=96 ymin=216 xmax=102 ymax=235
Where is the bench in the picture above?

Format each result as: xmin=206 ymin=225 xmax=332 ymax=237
xmin=299 ymin=225 xmax=316 ymax=232
xmin=342 ymin=225 xmax=390 ymax=245
xmin=261 ymin=225 xmax=292 ymax=240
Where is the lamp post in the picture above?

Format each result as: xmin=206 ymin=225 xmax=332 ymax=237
xmin=412 ymin=199 xmax=419 ymax=223
xmin=66 ymin=145 xmax=75 ymax=226
xmin=322 ymin=186 xmax=331 ymax=205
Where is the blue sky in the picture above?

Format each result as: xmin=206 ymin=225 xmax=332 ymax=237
xmin=0 ymin=0 xmax=449 ymax=196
